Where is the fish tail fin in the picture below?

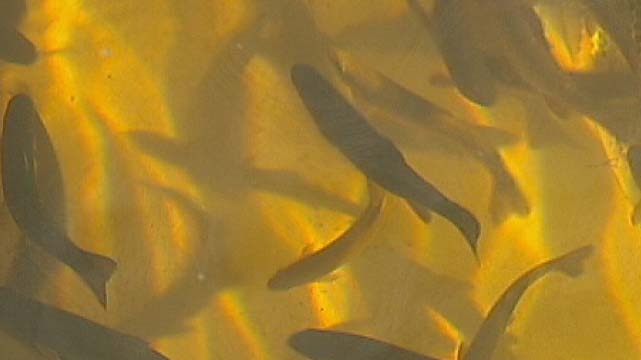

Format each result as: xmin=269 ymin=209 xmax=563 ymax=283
xmin=550 ymin=245 xmax=594 ymax=278
xmin=438 ymin=202 xmax=480 ymax=256
xmin=631 ymin=202 xmax=641 ymax=226
xmin=488 ymin=178 xmax=530 ymax=224
xmin=76 ymin=250 xmax=117 ymax=307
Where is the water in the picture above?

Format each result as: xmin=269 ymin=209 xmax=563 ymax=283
xmin=1 ymin=0 xmax=641 ymax=359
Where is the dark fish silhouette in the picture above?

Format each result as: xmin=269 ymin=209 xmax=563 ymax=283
xmin=461 ymin=245 xmax=592 ymax=360
xmin=291 ymin=64 xmax=480 ymax=254
xmin=0 ymin=286 xmax=170 ymax=360
xmin=289 ymin=329 xmax=440 ymax=360
xmin=407 ymin=0 xmax=497 ymax=106
xmin=1 ymin=94 xmax=116 ymax=307
xmin=0 ymin=26 xmax=37 ymax=65
xmin=268 ymin=182 xmax=385 ymax=290
xmin=289 ymin=245 xmax=592 ymax=360
xmin=329 ymin=49 xmax=529 ymax=223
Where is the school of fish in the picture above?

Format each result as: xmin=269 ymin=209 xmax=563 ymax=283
xmin=1 ymin=0 xmax=641 ymax=359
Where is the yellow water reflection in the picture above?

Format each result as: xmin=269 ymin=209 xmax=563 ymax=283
xmin=3 ymin=1 xmax=641 ymax=359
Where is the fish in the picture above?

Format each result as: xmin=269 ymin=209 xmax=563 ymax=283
xmin=460 ymin=245 xmax=593 ymax=360
xmin=1 ymin=94 xmax=117 ymax=307
xmin=268 ymin=182 xmax=385 ymax=290
xmin=288 ymin=245 xmax=592 ymax=360
xmin=407 ymin=0 xmax=498 ymax=106
xmin=289 ymin=328 xmax=440 ymax=360
xmin=329 ymin=49 xmax=529 ymax=223
xmin=491 ymin=0 xmax=593 ymax=109
xmin=290 ymin=64 xmax=480 ymax=254
xmin=0 ymin=26 xmax=37 ymax=65
xmin=627 ymin=144 xmax=641 ymax=224
xmin=0 ymin=286 xmax=170 ymax=360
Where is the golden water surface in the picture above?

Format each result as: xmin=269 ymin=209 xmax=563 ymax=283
xmin=1 ymin=1 xmax=640 ymax=359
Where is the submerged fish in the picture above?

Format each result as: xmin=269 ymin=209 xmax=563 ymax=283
xmin=330 ymin=49 xmax=529 ymax=223
xmin=290 ymin=64 xmax=480 ymax=254
xmin=268 ymin=182 xmax=385 ymax=290
xmin=476 ymin=0 xmax=593 ymax=114
xmin=0 ymin=286 xmax=170 ymax=360
xmin=0 ymin=26 xmax=36 ymax=65
xmin=1 ymin=94 xmax=116 ymax=307
xmin=288 ymin=245 xmax=591 ymax=360
xmin=407 ymin=0 xmax=497 ymax=106
xmin=461 ymin=245 xmax=592 ymax=360
xmin=627 ymin=144 xmax=641 ymax=224
xmin=289 ymin=329 xmax=439 ymax=360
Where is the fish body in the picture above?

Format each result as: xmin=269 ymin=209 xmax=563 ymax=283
xmin=330 ymin=49 xmax=529 ymax=223
xmin=291 ymin=64 xmax=480 ymax=253
xmin=407 ymin=0 xmax=497 ymax=106
xmin=289 ymin=328 xmax=440 ymax=360
xmin=0 ymin=287 xmax=169 ymax=360
xmin=461 ymin=245 xmax=592 ymax=360
xmin=268 ymin=182 xmax=385 ymax=290
xmin=492 ymin=0 xmax=591 ymax=108
xmin=1 ymin=95 xmax=116 ymax=307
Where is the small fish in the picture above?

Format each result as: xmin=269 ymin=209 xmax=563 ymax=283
xmin=407 ymin=0 xmax=497 ymax=106
xmin=460 ymin=245 xmax=593 ymax=360
xmin=268 ymin=182 xmax=385 ymax=290
xmin=0 ymin=286 xmax=170 ymax=360
xmin=2 ymin=94 xmax=117 ymax=307
xmin=289 ymin=328 xmax=440 ymax=360
xmin=330 ymin=49 xmax=529 ymax=224
xmin=0 ymin=26 xmax=37 ymax=65
xmin=627 ymin=144 xmax=641 ymax=224
xmin=289 ymin=245 xmax=592 ymax=360
xmin=291 ymin=64 xmax=480 ymax=254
